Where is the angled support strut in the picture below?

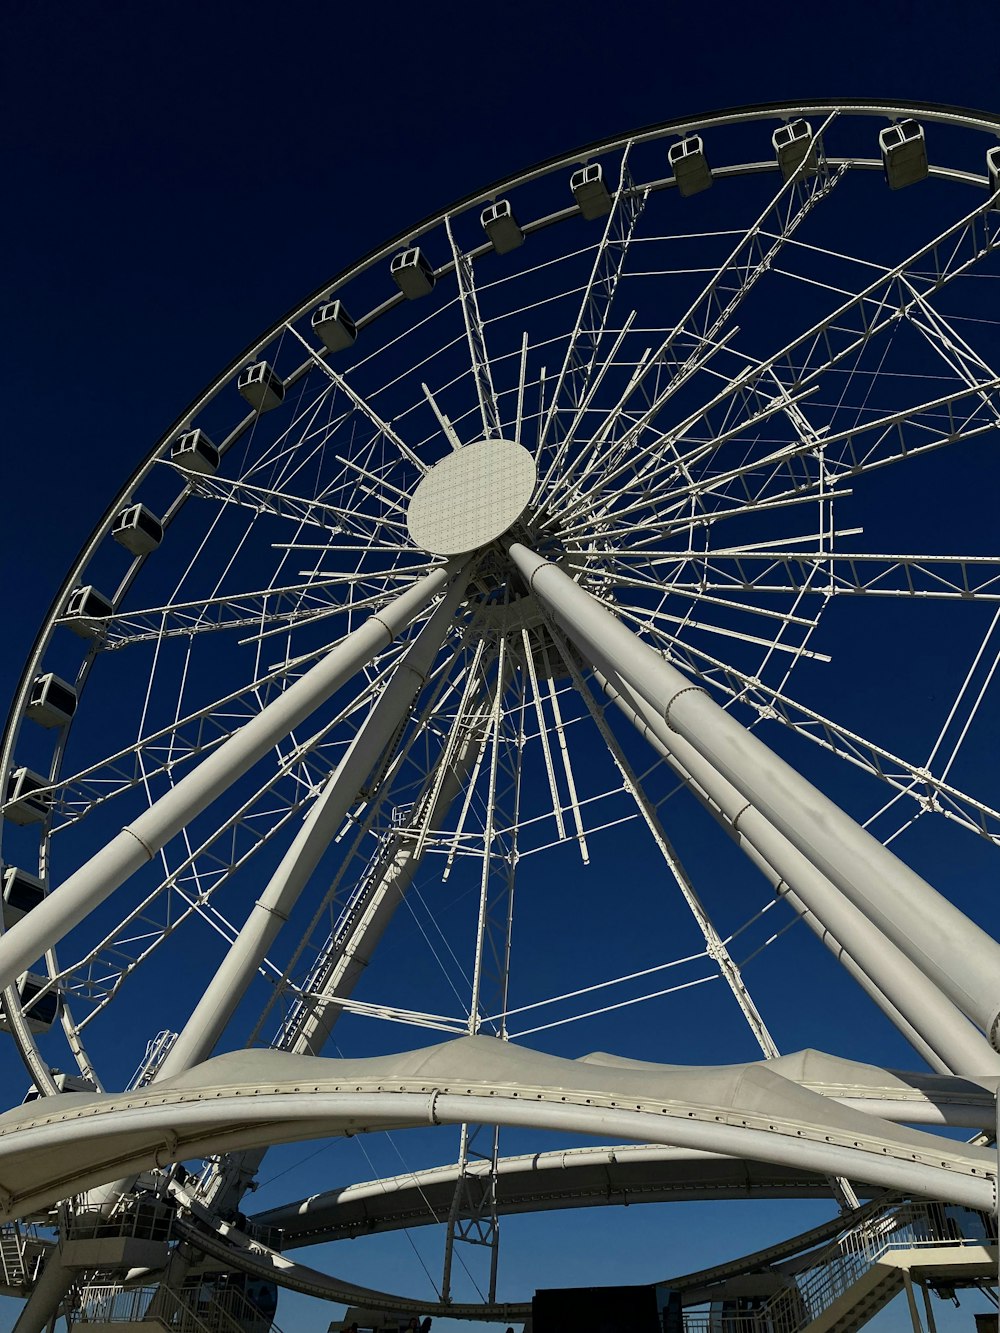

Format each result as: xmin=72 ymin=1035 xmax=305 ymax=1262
xmin=508 ymin=542 xmax=1000 ymax=1066
xmin=0 ymin=567 xmax=454 ymax=998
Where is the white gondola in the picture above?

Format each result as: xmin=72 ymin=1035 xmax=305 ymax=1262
xmin=772 ymin=120 xmax=818 ymax=182
xmin=570 ymin=163 xmax=612 ymax=219
xmin=63 ymin=584 xmax=113 ymax=637
xmin=21 ymin=1072 xmax=97 ymax=1103
xmin=2 ymin=866 xmax=45 ymax=927
xmin=669 ymin=135 xmax=712 ymax=197
xmin=171 ymin=428 xmax=220 ymax=475
xmin=311 ymin=300 xmax=357 ymax=353
xmin=880 ymin=119 xmax=928 ymax=190
xmin=0 ymin=973 xmax=60 ymax=1035
xmin=390 ymin=248 xmax=436 ymax=299
xmin=987 ymin=146 xmax=1000 ymax=206
xmin=238 ymin=361 xmax=285 ymax=412
xmin=112 ymin=503 xmax=163 ymax=556
xmin=4 ymin=768 xmax=50 ymax=826
xmin=22 ymin=1072 xmax=97 ymax=1103
xmin=481 ymin=199 xmax=525 ymax=253
xmin=25 ymin=673 xmax=77 ymax=729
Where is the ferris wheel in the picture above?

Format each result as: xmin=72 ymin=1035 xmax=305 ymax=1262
xmin=2 ymin=99 xmax=1000 ymax=1329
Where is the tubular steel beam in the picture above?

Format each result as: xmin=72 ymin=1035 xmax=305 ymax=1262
xmin=0 ymin=1073 xmax=993 ymax=1220
xmin=157 ymin=573 xmax=468 ymax=1079
xmin=0 ymin=568 xmax=454 ymax=999
xmin=508 ymin=543 xmax=1000 ymax=1057
xmin=594 ymin=671 xmax=991 ymax=1076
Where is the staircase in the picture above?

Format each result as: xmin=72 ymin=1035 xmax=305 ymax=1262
xmin=0 ymin=1221 xmax=49 ymax=1293
xmin=798 ymin=1255 xmax=904 ymax=1333
xmin=72 ymin=1280 xmax=285 ymax=1333
xmin=56 ymin=1201 xmax=282 ymax=1333
xmin=125 ymin=1029 xmax=179 ymax=1091
xmin=271 ymin=818 xmax=400 ymax=1053
xmin=682 ymin=1201 xmax=998 ymax=1333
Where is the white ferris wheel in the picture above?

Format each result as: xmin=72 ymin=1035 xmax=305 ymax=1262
xmin=1 ymin=99 xmax=999 ymax=1332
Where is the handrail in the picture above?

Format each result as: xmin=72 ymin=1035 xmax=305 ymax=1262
xmin=70 ymin=1279 xmax=285 ymax=1333
xmin=0 ymin=1221 xmax=49 ymax=1289
xmin=66 ymin=1196 xmax=174 ymax=1244
xmin=270 ymin=803 xmax=414 ymax=1054
xmin=205 ymin=1284 xmax=286 ymax=1333
xmin=682 ymin=1201 xmax=997 ymax=1333
xmin=73 ymin=1284 xmax=214 ymax=1332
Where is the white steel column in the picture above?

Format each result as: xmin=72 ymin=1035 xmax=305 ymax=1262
xmin=9 ymin=571 xmax=467 ymax=1333
xmin=189 ymin=656 xmax=502 ymax=1221
xmin=289 ymin=657 xmax=505 ymax=1059
xmin=156 ymin=573 xmax=468 ymax=1078
xmin=595 ymin=670 xmax=984 ymax=1076
xmin=442 ymin=635 xmax=516 ymax=1305
xmin=11 ymin=1252 xmax=74 ymax=1333
xmin=508 ymin=543 xmax=1000 ymax=1057
xmin=0 ymin=568 xmax=452 ymax=997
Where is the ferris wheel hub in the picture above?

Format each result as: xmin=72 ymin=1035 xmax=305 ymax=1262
xmin=406 ymin=438 xmax=537 ymax=556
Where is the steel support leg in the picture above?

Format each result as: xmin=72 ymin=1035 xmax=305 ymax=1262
xmin=920 ymin=1280 xmax=939 ymax=1333
xmin=157 ymin=571 xmax=468 ymax=1078
xmin=441 ymin=635 xmax=516 ymax=1304
xmin=902 ymin=1270 xmax=926 ymax=1333
xmin=12 ymin=1252 xmax=74 ymax=1333
xmin=597 ymin=673 xmax=948 ymax=1068
xmin=193 ymin=652 xmax=507 ymax=1220
xmin=7 ymin=569 xmax=458 ymax=1331
xmin=0 ymin=567 xmax=453 ymax=996
xmin=510 ymin=542 xmax=1000 ymax=1053
xmin=596 ymin=668 xmax=1000 ymax=1077
xmin=289 ymin=654 xmax=506 ymax=1059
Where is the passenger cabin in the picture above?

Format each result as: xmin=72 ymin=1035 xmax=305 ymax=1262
xmin=26 ymin=673 xmax=77 ymax=729
xmin=570 ymin=163 xmax=612 ymax=219
xmin=669 ymin=135 xmax=712 ymax=197
xmin=390 ymin=248 xmax=436 ymax=299
xmin=988 ymin=146 xmax=1000 ymax=206
xmin=311 ymin=300 xmax=357 ymax=353
xmin=880 ymin=119 xmax=928 ymax=190
xmin=22 ymin=1072 xmax=96 ymax=1103
xmin=4 ymin=769 xmax=49 ymax=826
xmin=64 ymin=585 xmax=113 ymax=637
xmin=171 ymin=429 xmax=219 ymax=475
xmin=0 ymin=973 xmax=60 ymax=1035
xmin=772 ymin=120 xmax=818 ymax=182
xmin=481 ymin=199 xmax=524 ymax=253
xmin=2 ymin=866 xmax=45 ymax=928
xmin=238 ymin=362 xmax=285 ymax=412
xmin=112 ymin=503 xmax=163 ymax=556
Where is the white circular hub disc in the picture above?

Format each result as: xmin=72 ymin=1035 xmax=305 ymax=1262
xmin=406 ymin=438 xmax=537 ymax=555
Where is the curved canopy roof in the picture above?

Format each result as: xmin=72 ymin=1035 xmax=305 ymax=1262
xmin=253 ymin=1044 xmax=995 ymax=1241
xmin=0 ymin=1037 xmax=993 ymax=1222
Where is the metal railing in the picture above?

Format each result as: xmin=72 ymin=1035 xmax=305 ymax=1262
xmin=270 ymin=806 xmax=412 ymax=1054
xmin=0 ymin=1221 xmax=49 ymax=1290
xmin=67 ymin=1195 xmax=174 ymax=1244
xmin=683 ymin=1202 xmax=998 ymax=1333
xmin=72 ymin=1280 xmax=283 ymax=1333
xmin=240 ymin=1218 xmax=283 ymax=1252
xmin=126 ymin=1030 xmax=179 ymax=1091
xmin=204 ymin=1285 xmax=283 ymax=1333
xmin=75 ymin=1285 xmax=209 ymax=1331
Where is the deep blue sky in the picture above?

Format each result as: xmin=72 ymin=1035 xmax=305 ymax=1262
xmin=2 ymin=4 xmax=999 ymax=1332
xmin=3 ymin=0 xmax=997 ymax=718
